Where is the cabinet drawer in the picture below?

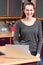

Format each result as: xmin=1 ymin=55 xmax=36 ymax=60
xmin=0 ymin=38 xmax=10 ymax=46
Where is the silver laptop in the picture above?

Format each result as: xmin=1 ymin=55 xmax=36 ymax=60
xmin=5 ymin=44 xmax=30 ymax=58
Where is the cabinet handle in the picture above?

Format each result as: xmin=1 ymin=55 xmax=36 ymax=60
xmin=1 ymin=39 xmax=5 ymax=40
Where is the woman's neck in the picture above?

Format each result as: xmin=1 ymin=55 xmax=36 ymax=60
xmin=24 ymin=17 xmax=35 ymax=21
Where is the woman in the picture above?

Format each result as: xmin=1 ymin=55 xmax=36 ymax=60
xmin=13 ymin=2 xmax=42 ymax=58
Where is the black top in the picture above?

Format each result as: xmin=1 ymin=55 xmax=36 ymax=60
xmin=13 ymin=19 xmax=42 ymax=54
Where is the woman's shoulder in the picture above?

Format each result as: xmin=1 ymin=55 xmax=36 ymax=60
xmin=15 ymin=20 xmax=21 ymax=24
xmin=15 ymin=20 xmax=22 ymax=27
xmin=36 ymin=19 xmax=42 ymax=26
xmin=36 ymin=19 xmax=41 ymax=24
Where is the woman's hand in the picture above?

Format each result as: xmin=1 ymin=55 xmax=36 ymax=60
xmin=36 ymin=53 xmax=40 ymax=58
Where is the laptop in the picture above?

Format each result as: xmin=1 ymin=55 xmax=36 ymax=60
xmin=5 ymin=44 xmax=30 ymax=58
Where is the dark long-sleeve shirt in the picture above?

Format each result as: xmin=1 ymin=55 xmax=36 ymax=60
xmin=13 ymin=20 xmax=42 ymax=54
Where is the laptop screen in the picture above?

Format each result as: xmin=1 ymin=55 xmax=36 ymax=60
xmin=5 ymin=44 xmax=30 ymax=58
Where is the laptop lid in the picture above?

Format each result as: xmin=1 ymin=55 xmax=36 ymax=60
xmin=5 ymin=44 xmax=30 ymax=58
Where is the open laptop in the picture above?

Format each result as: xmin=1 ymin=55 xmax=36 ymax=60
xmin=5 ymin=44 xmax=30 ymax=59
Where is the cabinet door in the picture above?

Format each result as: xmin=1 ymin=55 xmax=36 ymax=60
xmin=0 ymin=0 xmax=7 ymax=16
xmin=9 ymin=0 xmax=22 ymax=18
xmin=36 ymin=0 xmax=43 ymax=18
xmin=41 ymin=44 xmax=43 ymax=58
xmin=0 ymin=0 xmax=22 ymax=18
xmin=0 ymin=38 xmax=10 ymax=46
xmin=0 ymin=37 xmax=13 ymax=46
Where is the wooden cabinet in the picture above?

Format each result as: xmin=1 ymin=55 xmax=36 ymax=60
xmin=0 ymin=32 xmax=13 ymax=46
xmin=41 ymin=43 xmax=43 ymax=58
xmin=36 ymin=0 xmax=43 ymax=18
xmin=9 ymin=0 xmax=22 ymax=17
xmin=0 ymin=37 xmax=13 ymax=46
xmin=36 ymin=0 xmax=43 ymax=20
xmin=0 ymin=0 xmax=22 ymax=20
xmin=0 ymin=0 xmax=7 ymax=17
xmin=0 ymin=38 xmax=10 ymax=46
xmin=0 ymin=0 xmax=43 ymax=20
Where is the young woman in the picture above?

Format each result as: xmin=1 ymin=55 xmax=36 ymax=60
xmin=13 ymin=2 xmax=42 ymax=58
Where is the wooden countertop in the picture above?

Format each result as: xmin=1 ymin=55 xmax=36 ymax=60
xmin=0 ymin=32 xmax=13 ymax=38
xmin=0 ymin=46 xmax=40 ymax=65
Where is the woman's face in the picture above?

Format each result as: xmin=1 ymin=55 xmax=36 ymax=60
xmin=24 ymin=5 xmax=35 ymax=18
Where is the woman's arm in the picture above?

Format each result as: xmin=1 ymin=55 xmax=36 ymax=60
xmin=37 ymin=21 xmax=42 ymax=57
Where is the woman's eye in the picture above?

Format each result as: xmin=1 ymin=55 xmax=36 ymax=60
xmin=30 ymin=9 xmax=33 ymax=11
xmin=26 ymin=9 xmax=29 ymax=11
